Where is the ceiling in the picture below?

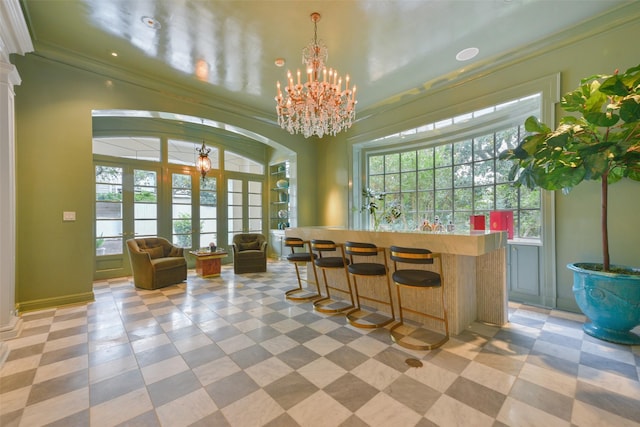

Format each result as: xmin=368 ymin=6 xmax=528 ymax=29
xmin=19 ymin=0 xmax=633 ymax=120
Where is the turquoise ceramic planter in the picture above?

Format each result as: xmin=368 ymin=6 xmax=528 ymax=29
xmin=569 ymin=262 xmax=640 ymax=345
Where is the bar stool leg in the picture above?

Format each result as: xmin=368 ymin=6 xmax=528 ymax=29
xmin=311 ymin=240 xmax=355 ymax=314
xmin=284 ymin=238 xmax=322 ymax=302
xmin=285 ymin=259 xmax=322 ymax=301
xmin=389 ymin=247 xmax=449 ymax=351
xmin=344 ymin=243 xmax=395 ymax=329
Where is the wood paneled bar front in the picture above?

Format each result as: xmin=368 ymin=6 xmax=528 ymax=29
xmin=285 ymin=227 xmax=508 ymax=335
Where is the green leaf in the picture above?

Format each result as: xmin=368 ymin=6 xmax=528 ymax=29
xmin=546 ymin=132 xmax=569 ymax=148
xmin=599 ymin=74 xmax=629 ymax=96
xmin=584 ymin=111 xmax=619 ymax=127
xmin=619 ymin=98 xmax=640 ymax=122
xmin=498 ymin=148 xmax=514 ymax=161
xmin=581 ymin=152 xmax=610 ymax=180
xmin=520 ymin=134 xmax=547 ymax=155
xmin=523 ymin=116 xmax=549 ymax=133
xmin=626 ymin=167 xmax=640 ymax=182
xmin=561 ymin=90 xmax=586 ymax=113
xmin=543 ymin=166 xmax=586 ymax=190
xmin=583 ymin=82 xmax=608 ymax=113
xmin=608 ymin=166 xmax=624 ymax=184
xmin=560 ymin=115 xmax=580 ymax=125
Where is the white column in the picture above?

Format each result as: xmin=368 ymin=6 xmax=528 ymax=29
xmin=0 ymin=61 xmax=22 ymax=366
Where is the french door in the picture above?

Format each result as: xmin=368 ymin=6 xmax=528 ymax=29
xmin=170 ymin=169 xmax=218 ymax=251
xmin=226 ymin=176 xmax=264 ymax=244
xmin=94 ymin=163 xmax=159 ymax=279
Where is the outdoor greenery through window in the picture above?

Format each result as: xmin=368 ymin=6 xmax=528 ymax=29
xmin=363 ymin=95 xmax=542 ymax=239
xmin=172 ymin=173 xmax=193 ymax=248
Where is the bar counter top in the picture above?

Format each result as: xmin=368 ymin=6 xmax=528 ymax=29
xmin=286 ymin=226 xmax=507 ymax=256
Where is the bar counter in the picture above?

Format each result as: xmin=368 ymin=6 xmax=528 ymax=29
xmin=285 ymin=227 xmax=508 ymax=335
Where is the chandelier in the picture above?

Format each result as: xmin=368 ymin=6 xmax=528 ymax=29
xmin=275 ymin=12 xmax=357 ymax=139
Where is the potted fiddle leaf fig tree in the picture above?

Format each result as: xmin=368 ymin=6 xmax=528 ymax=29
xmin=499 ymin=63 xmax=640 ymax=344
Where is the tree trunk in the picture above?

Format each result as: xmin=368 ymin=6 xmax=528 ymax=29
xmin=602 ymin=173 xmax=610 ymax=271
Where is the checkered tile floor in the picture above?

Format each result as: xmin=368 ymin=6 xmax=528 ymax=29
xmin=1 ymin=260 xmax=639 ymax=426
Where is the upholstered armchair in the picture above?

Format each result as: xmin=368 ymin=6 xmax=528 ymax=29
xmin=232 ymin=233 xmax=268 ymax=274
xmin=126 ymin=237 xmax=187 ymax=289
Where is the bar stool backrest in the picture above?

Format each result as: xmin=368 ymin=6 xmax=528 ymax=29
xmin=284 ymin=237 xmax=303 ymax=246
xmin=285 ymin=237 xmax=306 ymax=250
xmin=389 ymin=246 xmax=435 ymax=265
xmin=345 ymin=241 xmax=379 ymax=258
xmin=311 ymin=239 xmax=339 ymax=255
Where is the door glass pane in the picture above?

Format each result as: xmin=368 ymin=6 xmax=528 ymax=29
xmin=134 ymin=169 xmax=157 ymax=237
xmin=200 ymin=176 xmax=217 ymax=248
xmin=172 ymin=173 xmax=193 ymax=248
xmin=95 ymin=165 xmax=123 ymax=256
xmin=134 ymin=220 xmax=157 ymax=236
xmin=227 ymin=179 xmax=243 ymax=242
xmin=247 ymin=180 xmax=262 ymax=233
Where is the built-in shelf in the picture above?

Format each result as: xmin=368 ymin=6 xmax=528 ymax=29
xmin=269 ymin=162 xmax=289 ymax=231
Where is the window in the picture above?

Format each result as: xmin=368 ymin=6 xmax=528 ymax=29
xmin=172 ymin=173 xmax=193 ymax=248
xmin=361 ymin=95 xmax=541 ymax=239
xmin=225 ymin=150 xmax=264 ymax=174
xmin=93 ymin=136 xmax=161 ymax=162
xmin=168 ymin=139 xmax=219 ymax=168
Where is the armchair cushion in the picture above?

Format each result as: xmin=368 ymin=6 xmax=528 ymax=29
xmin=239 ymin=241 xmax=261 ymax=251
xmin=168 ymin=246 xmax=183 ymax=257
xmin=127 ymin=237 xmax=187 ymax=289
xmin=142 ymin=246 xmax=164 ymax=259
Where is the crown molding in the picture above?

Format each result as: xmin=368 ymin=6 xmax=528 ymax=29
xmin=0 ymin=0 xmax=33 ymax=61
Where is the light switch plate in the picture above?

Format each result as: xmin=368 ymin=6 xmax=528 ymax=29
xmin=63 ymin=211 xmax=76 ymax=221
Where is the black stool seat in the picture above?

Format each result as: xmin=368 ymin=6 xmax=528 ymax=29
xmin=287 ymin=252 xmax=317 ymax=263
xmin=284 ymin=237 xmax=322 ymax=302
xmin=392 ymin=270 xmax=441 ymax=288
xmin=316 ymin=257 xmax=349 ymax=269
xmin=349 ymin=263 xmax=387 ymax=276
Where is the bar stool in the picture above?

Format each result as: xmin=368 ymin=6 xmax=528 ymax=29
xmin=389 ymin=245 xmax=448 ymax=350
xmin=283 ymin=237 xmax=322 ymax=301
xmin=311 ymin=239 xmax=355 ymax=314
xmin=344 ymin=242 xmax=395 ymax=328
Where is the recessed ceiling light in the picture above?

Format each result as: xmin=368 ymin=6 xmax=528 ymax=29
xmin=141 ymin=16 xmax=161 ymax=30
xmin=456 ymin=47 xmax=479 ymax=62
xmin=110 ymin=52 xmax=118 ymax=57
xmin=274 ymin=58 xmax=285 ymax=67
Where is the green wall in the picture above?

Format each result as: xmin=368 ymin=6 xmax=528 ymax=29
xmin=314 ymin=5 xmax=640 ymax=312
xmin=12 ymin=54 xmax=316 ymax=311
